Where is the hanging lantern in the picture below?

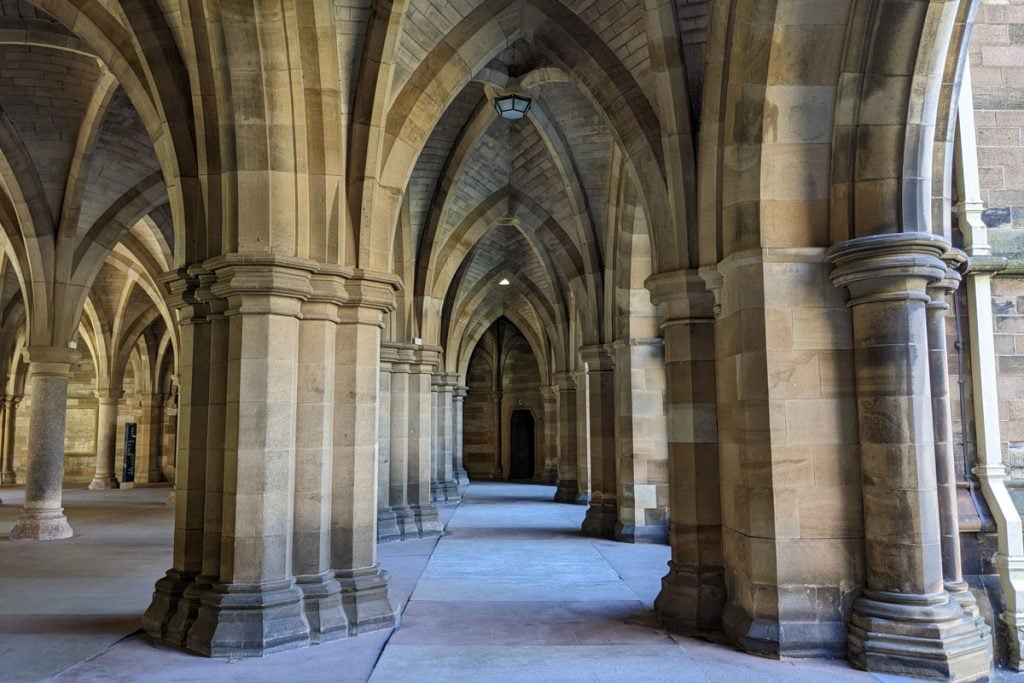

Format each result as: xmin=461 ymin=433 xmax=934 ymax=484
xmin=494 ymin=94 xmax=532 ymax=121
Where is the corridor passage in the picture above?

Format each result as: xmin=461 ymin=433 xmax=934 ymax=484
xmin=4 ymin=483 xmax=903 ymax=682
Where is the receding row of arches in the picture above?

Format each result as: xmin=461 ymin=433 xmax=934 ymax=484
xmin=0 ymin=0 xmax=1013 ymax=680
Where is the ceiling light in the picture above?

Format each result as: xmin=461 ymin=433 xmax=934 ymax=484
xmin=498 ymin=278 xmax=511 ymax=286
xmin=494 ymin=94 xmax=532 ymax=121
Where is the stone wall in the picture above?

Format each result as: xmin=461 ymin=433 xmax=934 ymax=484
xmin=463 ymin=347 xmax=495 ymax=479
xmin=13 ymin=347 xmax=96 ymax=484
xmin=970 ymin=0 xmax=1024 ymax=236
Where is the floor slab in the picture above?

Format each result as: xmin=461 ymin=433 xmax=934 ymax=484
xmin=0 ymin=482 xmax=949 ymax=681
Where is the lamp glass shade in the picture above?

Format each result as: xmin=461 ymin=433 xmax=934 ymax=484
xmin=494 ymin=94 xmax=532 ymax=120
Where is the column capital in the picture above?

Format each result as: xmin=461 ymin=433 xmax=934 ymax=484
xmin=206 ymin=256 xmax=314 ymax=318
xmin=553 ymin=371 xmax=576 ymax=390
xmin=926 ymin=249 xmax=967 ymax=309
xmin=646 ymin=268 xmax=717 ymax=321
xmin=24 ymin=346 xmax=78 ymax=375
xmin=453 ymin=386 xmax=468 ymax=400
xmin=540 ymin=385 xmax=559 ymax=402
xmin=826 ymin=232 xmax=949 ymax=306
xmin=410 ymin=345 xmax=442 ymax=373
xmin=95 ymin=388 xmax=124 ymax=402
xmin=579 ymin=344 xmax=613 ymax=371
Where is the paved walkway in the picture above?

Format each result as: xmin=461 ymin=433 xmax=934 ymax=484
xmin=1 ymin=482 xmax=918 ymax=681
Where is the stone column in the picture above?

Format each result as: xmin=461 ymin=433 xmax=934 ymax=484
xmin=1 ymin=396 xmax=20 ymax=484
xmin=10 ymin=347 xmax=76 ymax=541
xmin=575 ymin=370 xmax=592 ymax=504
xmin=553 ymin=372 xmax=579 ymax=503
xmin=580 ymin=344 xmax=617 ymax=538
xmin=926 ymin=252 xmax=980 ymax=618
xmin=430 ymin=373 xmax=442 ymax=501
xmin=491 ymin=390 xmax=504 ymax=479
xmin=452 ymin=385 xmax=469 ymax=493
xmin=292 ymin=292 xmax=347 ymax=643
xmin=647 ymin=270 xmax=724 ymax=632
xmin=408 ymin=349 xmax=443 ymax=535
xmin=540 ymin=385 xmax=559 ymax=484
xmin=387 ymin=346 xmax=417 ymax=538
xmin=167 ymin=271 xmax=230 ymax=648
xmin=331 ymin=275 xmax=399 ymax=636
xmin=135 ymin=394 xmax=166 ymax=484
xmin=828 ymin=233 xmax=991 ymax=680
xmin=144 ymin=271 xmax=216 ymax=645
xmin=88 ymin=391 xmax=121 ymax=490
xmin=376 ymin=357 xmax=400 ymax=541
xmin=611 ymin=337 xmax=669 ymax=544
xmin=186 ymin=260 xmax=310 ymax=656
xmin=436 ymin=373 xmax=459 ymax=501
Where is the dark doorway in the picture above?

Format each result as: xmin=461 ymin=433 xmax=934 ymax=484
xmin=509 ymin=410 xmax=535 ymax=480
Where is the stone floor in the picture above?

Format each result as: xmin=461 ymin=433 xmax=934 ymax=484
xmin=0 ymin=481 xmax=968 ymax=682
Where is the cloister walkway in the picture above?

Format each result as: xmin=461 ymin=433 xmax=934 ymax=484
xmin=2 ymin=482 xmax=904 ymax=681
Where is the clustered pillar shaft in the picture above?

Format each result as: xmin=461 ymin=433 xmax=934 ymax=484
xmin=144 ymin=262 xmax=400 ymax=657
xmin=540 ymin=385 xmax=559 ymax=485
xmin=925 ymin=252 xmax=980 ymax=618
xmin=646 ymin=270 xmax=725 ymax=632
xmin=376 ymin=358 xmax=401 ymax=542
xmin=386 ymin=347 xmax=417 ymax=538
xmin=552 ymin=372 xmax=579 ymax=503
xmin=828 ymin=234 xmax=991 ymax=680
xmin=580 ymin=344 xmax=616 ymax=538
xmin=431 ymin=373 xmax=459 ymax=501
xmin=452 ymin=386 xmax=469 ymax=494
xmin=408 ymin=348 xmax=442 ymax=535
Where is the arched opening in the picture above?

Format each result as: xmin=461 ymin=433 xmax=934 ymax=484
xmin=508 ymin=409 xmax=535 ymax=480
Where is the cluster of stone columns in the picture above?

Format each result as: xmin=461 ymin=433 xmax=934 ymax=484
xmin=430 ymin=372 xmax=460 ymax=502
xmin=375 ymin=343 xmax=443 ymax=542
xmin=827 ymin=234 xmax=991 ymax=679
xmin=142 ymin=259 xmax=401 ymax=656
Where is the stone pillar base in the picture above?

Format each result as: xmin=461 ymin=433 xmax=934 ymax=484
xmin=614 ymin=521 xmax=668 ymax=544
xmin=186 ymin=579 xmax=310 ymax=657
xmin=575 ymin=492 xmax=592 ymax=505
xmin=336 ymin=565 xmax=396 ymax=635
xmin=164 ymin=576 xmax=214 ymax=647
xmin=654 ymin=563 xmax=725 ymax=633
xmin=723 ymin=602 xmax=846 ymax=658
xmin=453 ymin=468 xmax=469 ymax=493
xmin=142 ymin=569 xmax=199 ymax=642
xmin=848 ymin=591 xmax=992 ymax=680
xmin=88 ymin=475 xmax=119 ymax=491
xmin=411 ymin=504 xmax=442 ymax=537
xmin=430 ymin=482 xmax=445 ymax=502
xmin=377 ymin=508 xmax=402 ymax=543
xmin=581 ymin=502 xmax=616 ymax=539
xmin=554 ymin=480 xmax=577 ymax=503
xmin=947 ymin=581 xmax=982 ymax=620
xmin=10 ymin=508 xmax=73 ymax=540
xmin=1 ymin=471 xmax=16 ymax=485
xmin=391 ymin=506 xmax=419 ymax=539
xmin=441 ymin=479 xmax=461 ymax=502
xmin=295 ymin=572 xmax=348 ymax=644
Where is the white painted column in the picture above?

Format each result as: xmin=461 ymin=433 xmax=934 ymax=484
xmin=957 ymin=60 xmax=1024 ymax=670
